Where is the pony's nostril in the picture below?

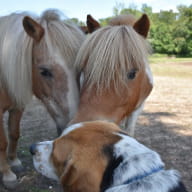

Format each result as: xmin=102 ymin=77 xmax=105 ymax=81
xmin=29 ymin=144 xmax=37 ymax=155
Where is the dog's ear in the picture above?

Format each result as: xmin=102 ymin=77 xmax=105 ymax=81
xmin=52 ymin=138 xmax=80 ymax=188
xmin=52 ymin=139 xmax=74 ymax=177
xmin=86 ymin=14 xmax=100 ymax=33
xmin=60 ymin=158 xmax=78 ymax=187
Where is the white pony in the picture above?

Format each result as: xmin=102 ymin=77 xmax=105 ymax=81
xmin=0 ymin=9 xmax=85 ymax=188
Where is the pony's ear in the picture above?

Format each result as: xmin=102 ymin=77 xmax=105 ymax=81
xmin=23 ymin=16 xmax=45 ymax=42
xmin=80 ymin=26 xmax=89 ymax=34
xmin=133 ymin=14 xmax=150 ymax=38
xmin=86 ymin=14 xmax=100 ymax=33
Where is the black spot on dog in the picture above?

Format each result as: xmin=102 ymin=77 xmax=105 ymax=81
xmin=169 ymin=181 xmax=188 ymax=192
xmin=120 ymin=160 xmax=129 ymax=170
xmin=100 ymin=145 xmax=123 ymax=192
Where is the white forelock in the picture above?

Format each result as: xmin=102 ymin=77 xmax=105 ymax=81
xmin=75 ymin=25 xmax=151 ymax=93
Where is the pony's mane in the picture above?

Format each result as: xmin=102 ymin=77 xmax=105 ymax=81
xmin=0 ymin=10 xmax=84 ymax=107
xmin=75 ymin=25 xmax=150 ymax=92
xmin=109 ymin=14 xmax=136 ymax=26
xmin=0 ymin=12 xmax=33 ymax=107
xmin=39 ymin=10 xmax=85 ymax=68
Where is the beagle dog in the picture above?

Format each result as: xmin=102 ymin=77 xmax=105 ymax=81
xmin=30 ymin=121 xmax=188 ymax=192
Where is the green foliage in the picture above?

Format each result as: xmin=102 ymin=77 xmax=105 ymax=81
xmin=99 ymin=17 xmax=113 ymax=26
xmin=141 ymin=4 xmax=153 ymax=17
xmin=120 ymin=3 xmax=141 ymax=18
xmin=173 ymin=5 xmax=192 ymax=56
xmin=67 ymin=18 xmax=85 ymax=26
xmin=113 ymin=2 xmax=125 ymax=16
xmin=98 ymin=3 xmax=192 ymax=56
xmin=69 ymin=3 xmax=192 ymax=56
xmin=150 ymin=24 xmax=175 ymax=54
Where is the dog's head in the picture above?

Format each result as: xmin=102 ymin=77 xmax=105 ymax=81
xmin=30 ymin=121 xmax=122 ymax=192
xmin=30 ymin=121 xmax=187 ymax=192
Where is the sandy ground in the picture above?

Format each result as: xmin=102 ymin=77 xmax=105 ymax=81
xmin=136 ymin=76 xmax=192 ymax=191
xmin=0 ymin=74 xmax=191 ymax=191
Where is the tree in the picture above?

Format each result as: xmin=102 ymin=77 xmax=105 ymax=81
xmin=113 ymin=2 xmax=125 ymax=16
xmin=120 ymin=4 xmax=141 ymax=17
xmin=86 ymin=3 xmax=192 ymax=56
xmin=141 ymin=4 xmax=152 ymax=17
xmin=68 ymin=18 xmax=85 ymax=26
xmin=173 ymin=5 xmax=192 ymax=56
xmin=150 ymin=24 xmax=175 ymax=54
xmin=99 ymin=17 xmax=113 ymax=26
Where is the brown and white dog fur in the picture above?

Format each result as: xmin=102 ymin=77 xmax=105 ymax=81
xmin=30 ymin=121 xmax=188 ymax=192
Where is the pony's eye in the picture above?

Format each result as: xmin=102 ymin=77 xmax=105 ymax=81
xmin=39 ymin=67 xmax=53 ymax=78
xmin=127 ymin=69 xmax=137 ymax=80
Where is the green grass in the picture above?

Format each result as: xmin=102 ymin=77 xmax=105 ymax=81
xmin=151 ymin=64 xmax=192 ymax=78
xmin=149 ymin=55 xmax=192 ymax=64
xmin=149 ymin=55 xmax=192 ymax=78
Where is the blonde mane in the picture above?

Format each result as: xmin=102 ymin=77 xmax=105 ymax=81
xmin=0 ymin=10 xmax=84 ymax=107
xmin=75 ymin=25 xmax=150 ymax=91
xmin=39 ymin=10 xmax=85 ymax=68
xmin=109 ymin=14 xmax=136 ymax=26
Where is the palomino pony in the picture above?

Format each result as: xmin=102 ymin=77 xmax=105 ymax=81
xmin=0 ymin=10 xmax=85 ymax=187
xmin=71 ymin=14 xmax=153 ymax=135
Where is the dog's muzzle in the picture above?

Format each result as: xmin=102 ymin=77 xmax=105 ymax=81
xmin=29 ymin=141 xmax=59 ymax=181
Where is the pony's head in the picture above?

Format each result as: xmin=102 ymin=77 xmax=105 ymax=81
xmin=72 ymin=14 xmax=153 ymax=124
xmin=22 ymin=10 xmax=85 ymax=134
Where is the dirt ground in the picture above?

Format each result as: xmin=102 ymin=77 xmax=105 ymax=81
xmin=0 ymin=64 xmax=191 ymax=191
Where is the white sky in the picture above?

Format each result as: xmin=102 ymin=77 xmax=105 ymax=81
xmin=1 ymin=0 xmax=191 ymax=22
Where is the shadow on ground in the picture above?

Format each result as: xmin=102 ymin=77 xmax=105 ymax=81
xmin=135 ymin=111 xmax=192 ymax=191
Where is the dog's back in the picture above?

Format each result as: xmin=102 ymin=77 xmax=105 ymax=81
xmin=102 ymin=132 xmax=188 ymax=192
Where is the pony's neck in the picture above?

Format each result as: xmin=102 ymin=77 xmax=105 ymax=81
xmin=69 ymin=109 xmax=111 ymax=125
xmin=69 ymin=100 xmax=123 ymax=125
xmin=69 ymin=85 xmax=130 ymax=125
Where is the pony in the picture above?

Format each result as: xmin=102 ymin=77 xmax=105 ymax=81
xmin=0 ymin=9 xmax=85 ymax=188
xmin=70 ymin=14 xmax=153 ymax=135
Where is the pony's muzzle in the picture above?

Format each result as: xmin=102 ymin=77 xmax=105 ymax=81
xmin=29 ymin=144 xmax=37 ymax=155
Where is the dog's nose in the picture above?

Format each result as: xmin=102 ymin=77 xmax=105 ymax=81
xmin=30 ymin=144 xmax=37 ymax=155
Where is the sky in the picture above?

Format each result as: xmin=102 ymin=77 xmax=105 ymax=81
xmin=1 ymin=0 xmax=192 ymax=22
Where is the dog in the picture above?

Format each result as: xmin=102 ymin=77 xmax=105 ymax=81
xmin=30 ymin=121 xmax=188 ymax=192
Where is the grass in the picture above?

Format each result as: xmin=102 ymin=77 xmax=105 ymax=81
xmin=149 ymin=55 xmax=192 ymax=64
xmin=149 ymin=55 xmax=192 ymax=78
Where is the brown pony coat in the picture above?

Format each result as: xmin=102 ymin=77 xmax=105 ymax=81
xmin=0 ymin=10 xmax=84 ymax=187
xmin=71 ymin=14 xmax=152 ymax=126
